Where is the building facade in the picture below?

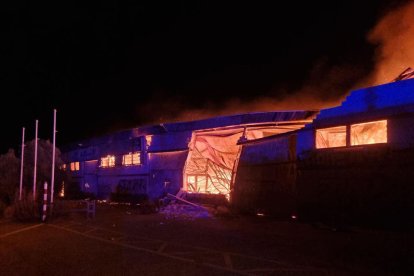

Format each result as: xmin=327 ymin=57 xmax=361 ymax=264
xmin=63 ymin=78 xmax=414 ymax=225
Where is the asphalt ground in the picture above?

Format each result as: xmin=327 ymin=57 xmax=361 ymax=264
xmin=1 ymin=204 xmax=413 ymax=275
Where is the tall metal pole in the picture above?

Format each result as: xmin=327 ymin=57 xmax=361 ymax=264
xmin=51 ymin=109 xmax=56 ymax=204
xmin=19 ymin=127 xmax=25 ymax=200
xmin=33 ymin=120 xmax=38 ymax=200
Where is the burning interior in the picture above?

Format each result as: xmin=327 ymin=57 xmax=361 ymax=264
xmin=183 ymin=119 xmax=311 ymax=199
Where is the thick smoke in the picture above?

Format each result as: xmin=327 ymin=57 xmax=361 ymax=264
xmin=138 ymin=2 xmax=414 ymax=124
xmin=139 ymin=61 xmax=361 ymax=124
xmin=367 ymin=1 xmax=414 ymax=85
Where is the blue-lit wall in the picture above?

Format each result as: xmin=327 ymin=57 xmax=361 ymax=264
xmin=294 ymin=79 xmax=414 ymax=225
xmin=297 ymin=78 xmax=414 ymax=155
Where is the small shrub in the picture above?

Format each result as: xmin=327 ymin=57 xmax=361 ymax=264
xmin=11 ymin=190 xmax=41 ymax=222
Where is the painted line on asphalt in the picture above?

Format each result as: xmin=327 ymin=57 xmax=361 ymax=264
xmin=49 ymin=223 xmax=252 ymax=276
xmin=157 ymin=242 xmax=168 ymax=253
xmin=50 ymin=221 xmax=329 ymax=274
xmin=58 ymin=222 xmax=290 ymax=266
xmin=83 ymin=227 xmax=98 ymax=234
xmin=0 ymin=223 xmax=43 ymax=239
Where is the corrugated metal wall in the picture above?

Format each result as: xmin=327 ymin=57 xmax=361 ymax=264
xmin=297 ymin=145 xmax=414 ymax=226
xmin=233 ymin=134 xmax=297 ymax=217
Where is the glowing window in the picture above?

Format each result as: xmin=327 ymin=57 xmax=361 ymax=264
xmin=60 ymin=164 xmax=67 ymax=171
xmin=316 ymin=126 xmax=347 ymax=148
xmin=351 ymin=120 xmax=387 ymax=146
xmin=100 ymin=155 xmax=115 ymax=168
xmin=70 ymin=162 xmax=80 ymax=171
xmin=122 ymin=152 xmax=141 ymax=166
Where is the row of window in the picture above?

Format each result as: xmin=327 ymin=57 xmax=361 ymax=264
xmin=60 ymin=162 xmax=80 ymax=172
xmin=100 ymin=152 xmax=141 ymax=168
xmin=62 ymin=152 xmax=141 ymax=171
xmin=64 ymin=121 xmax=385 ymax=172
xmin=316 ymin=120 xmax=387 ymax=149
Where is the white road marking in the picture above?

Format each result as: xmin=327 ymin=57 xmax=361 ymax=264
xmin=0 ymin=223 xmax=43 ymax=239
xmin=49 ymin=223 xmax=252 ymax=275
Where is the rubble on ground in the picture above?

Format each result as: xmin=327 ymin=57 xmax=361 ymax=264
xmin=160 ymin=203 xmax=211 ymax=220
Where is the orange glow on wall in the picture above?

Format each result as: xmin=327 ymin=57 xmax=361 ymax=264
xmin=316 ymin=126 xmax=347 ymax=148
xmin=59 ymin=181 xmax=65 ymax=197
xmin=145 ymin=135 xmax=153 ymax=148
xmin=351 ymin=120 xmax=387 ymax=145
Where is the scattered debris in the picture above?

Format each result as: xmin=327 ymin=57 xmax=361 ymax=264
xmin=160 ymin=203 xmax=211 ymax=220
xmin=158 ymin=192 xmax=212 ymax=220
xmin=158 ymin=191 xmax=234 ymax=220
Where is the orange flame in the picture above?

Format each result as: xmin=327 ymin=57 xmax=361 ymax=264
xmin=367 ymin=1 xmax=414 ymax=85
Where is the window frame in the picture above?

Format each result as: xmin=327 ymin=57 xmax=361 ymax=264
xmin=350 ymin=120 xmax=387 ymax=146
xmin=100 ymin=155 xmax=116 ymax=168
xmin=122 ymin=152 xmax=141 ymax=166
xmin=70 ymin=161 xmax=80 ymax=171
xmin=315 ymin=119 xmax=388 ymax=149
xmin=315 ymin=125 xmax=347 ymax=149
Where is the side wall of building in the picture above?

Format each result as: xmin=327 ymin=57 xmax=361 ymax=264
xmin=296 ymin=111 xmax=414 ymax=226
xmin=148 ymin=151 xmax=189 ymax=199
xmin=233 ymin=134 xmax=296 ymax=217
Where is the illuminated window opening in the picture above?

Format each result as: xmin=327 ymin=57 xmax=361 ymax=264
xmin=100 ymin=155 xmax=115 ymax=168
xmin=122 ymin=152 xmax=141 ymax=166
xmin=145 ymin=135 xmax=152 ymax=149
xmin=60 ymin=164 xmax=67 ymax=171
xmin=186 ymin=175 xmax=208 ymax=193
xmin=316 ymin=126 xmax=346 ymax=148
xmin=70 ymin=162 xmax=80 ymax=171
xmin=351 ymin=120 xmax=387 ymax=146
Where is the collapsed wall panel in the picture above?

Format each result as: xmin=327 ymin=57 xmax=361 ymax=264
xmin=184 ymin=129 xmax=244 ymax=198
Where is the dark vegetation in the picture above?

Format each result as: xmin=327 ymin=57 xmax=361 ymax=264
xmin=0 ymin=139 xmax=67 ymax=220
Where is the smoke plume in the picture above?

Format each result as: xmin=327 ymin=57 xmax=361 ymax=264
xmin=137 ymin=1 xmax=414 ymax=125
xmin=367 ymin=1 xmax=414 ymax=85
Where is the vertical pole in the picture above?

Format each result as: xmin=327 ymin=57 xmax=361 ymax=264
xmin=33 ymin=120 xmax=38 ymax=200
xmin=346 ymin=125 xmax=351 ymax=146
xmin=19 ymin=127 xmax=25 ymax=201
xmin=42 ymin=181 xmax=48 ymax=222
xmin=51 ymin=109 xmax=56 ymax=204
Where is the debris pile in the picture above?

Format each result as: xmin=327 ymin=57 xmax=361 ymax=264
xmin=159 ymin=190 xmax=233 ymax=220
xmin=158 ymin=191 xmax=211 ymax=220
xmin=160 ymin=203 xmax=211 ymax=220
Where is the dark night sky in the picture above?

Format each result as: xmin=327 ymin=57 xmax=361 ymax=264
xmin=0 ymin=0 xmax=405 ymax=153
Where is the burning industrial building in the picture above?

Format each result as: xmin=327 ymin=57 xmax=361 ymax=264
xmin=62 ymin=76 xmax=414 ymax=226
